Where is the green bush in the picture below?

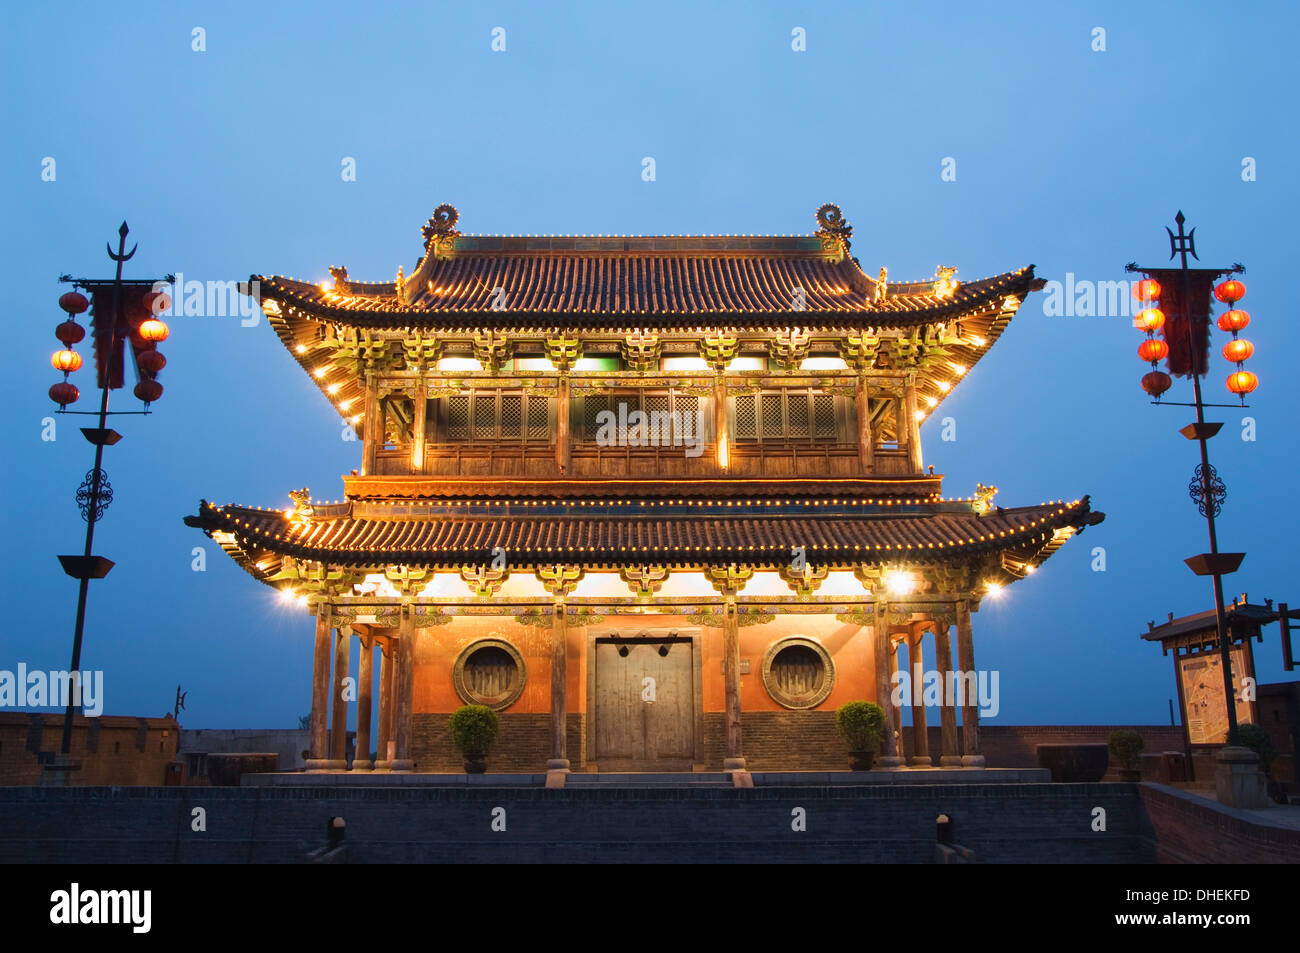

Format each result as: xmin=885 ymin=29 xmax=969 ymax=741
xmin=449 ymin=705 xmax=499 ymax=756
xmin=1237 ymin=724 xmax=1277 ymax=774
xmin=835 ymin=701 xmax=885 ymax=751
xmin=1108 ymin=728 xmax=1145 ymax=770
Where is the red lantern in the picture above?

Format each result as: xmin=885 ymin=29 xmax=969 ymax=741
xmin=1214 ymin=279 xmax=1245 ymax=304
xmin=142 ymin=291 xmax=172 ymax=315
xmin=1132 ymin=278 xmax=1162 ymax=302
xmin=1141 ymin=371 xmax=1172 ymax=397
xmin=1138 ymin=339 xmax=1168 ymax=363
xmin=49 ymin=381 xmax=80 ymax=407
xmin=56 ymin=319 xmax=86 ymax=346
xmin=139 ymin=318 xmax=169 ymax=343
xmin=1226 ymin=370 xmax=1258 ymax=396
xmin=1134 ymin=308 xmax=1165 ymax=333
xmin=59 ymin=291 xmax=89 ymax=315
xmin=134 ymin=379 xmax=164 ymax=404
xmin=51 ymin=349 xmax=82 ymax=373
xmin=137 ymin=350 xmax=167 ymax=374
xmin=1217 ymin=309 xmax=1250 ymax=333
xmin=1222 ymin=339 xmax=1254 ymax=364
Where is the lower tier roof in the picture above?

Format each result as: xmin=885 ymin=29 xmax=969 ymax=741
xmin=185 ymin=495 xmax=1103 ymax=582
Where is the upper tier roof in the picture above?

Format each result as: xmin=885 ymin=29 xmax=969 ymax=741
xmin=250 ymin=203 xmax=1045 ymax=330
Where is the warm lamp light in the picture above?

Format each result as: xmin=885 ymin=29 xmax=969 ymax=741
xmin=1137 ymin=339 xmax=1168 ymax=363
xmin=1134 ymin=308 xmax=1165 ymax=333
xmin=1226 ymin=370 xmax=1258 ymax=396
xmin=1217 ymin=309 xmax=1250 ymax=334
xmin=139 ymin=318 xmax=169 ymax=343
xmin=1223 ymin=339 xmax=1254 ymax=363
xmin=1214 ymin=279 xmax=1245 ymax=304
xmin=1132 ymin=278 xmax=1162 ymax=302
xmin=51 ymin=349 xmax=82 ymax=373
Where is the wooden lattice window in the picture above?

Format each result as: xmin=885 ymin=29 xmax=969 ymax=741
xmin=574 ymin=389 xmax=704 ymax=444
xmin=436 ymin=390 xmax=552 ymax=443
xmin=733 ymin=389 xmax=842 ymax=442
xmin=453 ymin=640 xmax=527 ymax=711
xmin=761 ymin=638 xmax=835 ymax=709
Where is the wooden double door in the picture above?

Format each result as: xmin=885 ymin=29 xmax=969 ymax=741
xmin=592 ymin=632 xmax=697 ymax=771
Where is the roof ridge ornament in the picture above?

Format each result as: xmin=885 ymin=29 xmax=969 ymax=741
xmin=814 ymin=203 xmax=852 ymax=254
xmin=973 ymin=483 xmax=998 ymax=516
xmin=933 ymin=265 xmax=959 ymax=299
xmin=422 ymin=203 xmax=460 ymax=257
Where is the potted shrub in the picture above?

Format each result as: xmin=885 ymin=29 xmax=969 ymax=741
xmin=1108 ymin=728 xmax=1145 ymax=782
xmin=449 ymin=704 xmax=499 ymax=774
xmin=836 ymin=700 xmax=885 ymax=770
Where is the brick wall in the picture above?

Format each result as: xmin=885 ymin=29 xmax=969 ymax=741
xmin=1140 ymin=783 xmax=1300 ymax=863
xmin=411 ymin=713 xmax=1196 ymax=774
xmin=0 ymin=713 xmax=180 ymax=786
xmin=0 ymin=782 xmax=1158 ymax=864
xmin=412 ymin=713 xmax=584 ymax=772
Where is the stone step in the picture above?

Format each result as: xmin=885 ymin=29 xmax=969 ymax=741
xmin=566 ymin=772 xmax=734 ymax=788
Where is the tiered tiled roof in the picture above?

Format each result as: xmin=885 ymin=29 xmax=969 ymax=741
xmin=256 ymin=241 xmax=1041 ymax=329
xmin=186 ymin=496 xmax=1101 ymax=576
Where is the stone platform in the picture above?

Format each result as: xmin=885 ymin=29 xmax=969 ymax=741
xmin=241 ymin=767 xmax=1050 ymax=787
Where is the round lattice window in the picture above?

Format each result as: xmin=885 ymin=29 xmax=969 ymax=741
xmin=453 ymin=639 xmax=526 ymax=711
xmin=761 ymin=638 xmax=834 ymax=709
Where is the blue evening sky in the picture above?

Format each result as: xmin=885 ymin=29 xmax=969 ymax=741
xmin=2 ymin=1 xmax=1295 ymax=728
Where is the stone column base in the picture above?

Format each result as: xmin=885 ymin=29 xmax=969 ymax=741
xmin=1214 ymin=746 xmax=1268 ymax=808
xmin=723 ymin=757 xmax=748 ymax=772
xmin=910 ymin=756 xmax=933 ymax=768
xmin=877 ymin=756 xmax=904 ymax=769
xmin=304 ymin=759 xmax=332 ymax=773
xmin=324 ymin=759 xmax=348 ymax=771
xmin=372 ymin=761 xmax=391 ymax=773
xmin=961 ymin=755 xmax=986 ymax=768
xmin=351 ymin=761 xmax=373 ymax=772
xmin=546 ymin=758 xmax=571 ymax=773
xmin=389 ymin=759 xmax=414 ymax=773
xmin=939 ymin=755 xmax=964 ymax=767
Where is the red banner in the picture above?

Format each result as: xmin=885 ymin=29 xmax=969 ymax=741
xmin=90 ymin=286 xmax=150 ymax=389
xmin=1144 ymin=269 xmax=1215 ymax=378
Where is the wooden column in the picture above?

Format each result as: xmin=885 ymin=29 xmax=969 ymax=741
xmin=548 ymin=601 xmax=570 ymax=771
xmin=556 ymin=377 xmax=571 ymax=474
xmin=722 ymin=598 xmax=745 ymax=770
xmin=956 ymin=599 xmax=984 ymax=767
xmin=391 ymin=608 xmax=416 ymax=772
xmin=328 ymin=625 xmax=351 ymax=769
xmin=353 ymin=636 xmax=374 ymax=771
xmin=873 ymin=601 xmax=902 ymax=767
xmin=373 ymin=640 xmax=394 ymax=771
xmin=714 ymin=375 xmax=729 ymax=473
xmin=411 ymin=382 xmax=427 ymax=474
xmin=306 ymin=606 xmax=332 ymax=771
xmin=908 ymin=624 xmax=931 ymax=767
xmin=904 ymin=376 xmax=923 ymax=473
xmin=362 ymin=378 xmax=380 ymax=476
xmin=856 ymin=375 xmax=874 ymax=474
xmin=931 ymin=619 xmax=962 ymax=766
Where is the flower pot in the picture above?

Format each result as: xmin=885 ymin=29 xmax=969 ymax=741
xmin=464 ymin=755 xmax=487 ymax=774
xmin=848 ymin=750 xmax=875 ymax=771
